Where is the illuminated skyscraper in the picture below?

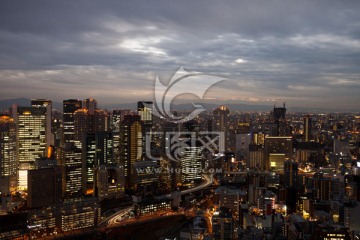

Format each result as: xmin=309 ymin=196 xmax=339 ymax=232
xmin=213 ymin=106 xmax=230 ymax=150
xmin=112 ymin=110 xmax=122 ymax=164
xmin=120 ymin=115 xmax=143 ymax=190
xmin=82 ymin=98 xmax=97 ymax=115
xmin=180 ymin=141 xmax=203 ymax=187
xmin=57 ymin=144 xmax=82 ymax=197
xmin=94 ymin=164 xmax=125 ymax=201
xmin=16 ymin=106 xmax=47 ymax=190
xmin=73 ymin=108 xmax=109 ymax=148
xmin=304 ymin=115 xmax=312 ymax=142
xmin=313 ymin=173 xmax=331 ymax=201
xmin=63 ymin=99 xmax=82 ymax=144
xmin=82 ymin=131 xmax=113 ymax=194
xmin=212 ymin=208 xmax=234 ymax=240
xmin=137 ymin=101 xmax=153 ymax=129
xmin=31 ymin=99 xmax=53 ymax=147
xmin=0 ymin=116 xmax=17 ymax=194
xmin=265 ymin=136 xmax=293 ymax=171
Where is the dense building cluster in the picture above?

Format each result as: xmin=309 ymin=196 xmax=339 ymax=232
xmin=0 ymin=99 xmax=359 ymax=239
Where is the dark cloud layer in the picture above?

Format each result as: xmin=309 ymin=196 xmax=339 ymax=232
xmin=0 ymin=0 xmax=359 ymax=111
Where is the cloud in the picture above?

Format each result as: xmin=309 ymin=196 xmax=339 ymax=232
xmin=0 ymin=0 xmax=359 ymax=110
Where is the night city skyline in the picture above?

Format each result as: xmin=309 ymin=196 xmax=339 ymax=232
xmin=1 ymin=1 xmax=360 ymax=240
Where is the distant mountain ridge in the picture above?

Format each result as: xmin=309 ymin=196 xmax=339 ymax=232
xmin=0 ymin=98 xmax=353 ymax=113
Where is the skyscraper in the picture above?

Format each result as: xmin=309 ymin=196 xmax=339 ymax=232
xmin=57 ymin=144 xmax=82 ymax=198
xmin=213 ymin=106 xmax=230 ymax=150
xmin=27 ymin=166 xmax=62 ymax=209
xmin=82 ymin=98 xmax=97 ymax=115
xmin=304 ymin=115 xmax=312 ymax=142
xmin=137 ymin=101 xmax=153 ymax=129
xmin=180 ymin=140 xmax=203 ymax=187
xmin=273 ymin=103 xmax=287 ymax=136
xmin=284 ymin=160 xmax=298 ymax=188
xmin=94 ymin=164 xmax=125 ymax=201
xmin=265 ymin=136 xmax=293 ymax=171
xmin=16 ymin=106 xmax=47 ymax=190
xmin=31 ymin=99 xmax=53 ymax=147
xmin=120 ymin=115 xmax=143 ymax=190
xmin=82 ymin=131 xmax=113 ymax=194
xmin=63 ymin=99 xmax=82 ymax=144
xmin=212 ymin=208 xmax=234 ymax=240
xmin=0 ymin=116 xmax=17 ymax=194
xmin=73 ymin=108 xmax=109 ymax=148
xmin=112 ymin=110 xmax=122 ymax=165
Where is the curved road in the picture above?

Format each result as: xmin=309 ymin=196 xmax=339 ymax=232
xmin=104 ymin=174 xmax=213 ymax=226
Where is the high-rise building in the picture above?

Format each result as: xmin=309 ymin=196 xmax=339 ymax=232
xmin=265 ymin=136 xmax=293 ymax=171
xmin=57 ymin=144 xmax=82 ymax=197
xmin=73 ymin=108 xmax=109 ymax=148
xmin=82 ymin=131 xmax=113 ymax=194
xmin=180 ymin=141 xmax=203 ymax=187
xmin=82 ymin=98 xmax=97 ymax=115
xmin=16 ymin=106 xmax=48 ymax=190
xmin=63 ymin=99 xmax=82 ymax=144
xmin=94 ymin=164 xmax=125 ymax=201
xmin=133 ymin=160 xmax=159 ymax=191
xmin=120 ymin=115 xmax=144 ymax=190
xmin=31 ymin=99 xmax=53 ymax=146
xmin=304 ymin=115 xmax=312 ymax=142
xmin=27 ymin=166 xmax=62 ymax=209
xmin=112 ymin=110 xmax=122 ymax=165
xmin=248 ymin=144 xmax=265 ymax=170
xmin=284 ymin=160 xmax=298 ymax=188
xmin=137 ymin=101 xmax=153 ymax=129
xmin=212 ymin=208 xmax=234 ymax=240
xmin=213 ymin=106 xmax=230 ymax=150
xmin=313 ymin=173 xmax=331 ymax=201
xmin=0 ymin=116 xmax=17 ymax=194
xmin=273 ymin=103 xmax=287 ymax=136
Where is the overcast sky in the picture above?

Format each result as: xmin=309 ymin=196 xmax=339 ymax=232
xmin=0 ymin=0 xmax=359 ymax=111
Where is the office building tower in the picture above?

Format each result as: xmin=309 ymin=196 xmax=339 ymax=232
xmin=82 ymin=98 xmax=97 ymax=115
xmin=213 ymin=106 xmax=230 ymax=150
xmin=73 ymin=108 xmax=109 ymax=148
xmin=82 ymin=131 xmax=113 ymax=194
xmin=265 ymin=136 xmax=293 ymax=171
xmin=304 ymin=115 xmax=312 ymax=142
xmin=212 ymin=208 xmax=234 ymax=240
xmin=133 ymin=160 xmax=159 ymax=191
xmin=137 ymin=101 xmax=153 ymax=129
xmin=63 ymin=99 xmax=82 ymax=144
xmin=27 ymin=166 xmax=62 ymax=209
xmin=112 ymin=110 xmax=122 ymax=164
xmin=273 ymin=103 xmax=288 ymax=136
xmin=0 ymin=116 xmax=17 ymax=194
xmin=248 ymin=144 xmax=265 ymax=170
xmin=16 ymin=106 xmax=48 ymax=190
xmin=120 ymin=115 xmax=144 ymax=190
xmin=313 ymin=173 xmax=331 ymax=201
xmin=284 ymin=160 xmax=298 ymax=188
xmin=235 ymin=132 xmax=251 ymax=161
xmin=180 ymin=141 xmax=203 ymax=187
xmin=31 ymin=99 xmax=53 ymax=146
xmin=94 ymin=164 xmax=125 ymax=201
xmin=215 ymin=186 xmax=246 ymax=217
xmin=57 ymin=144 xmax=82 ymax=197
